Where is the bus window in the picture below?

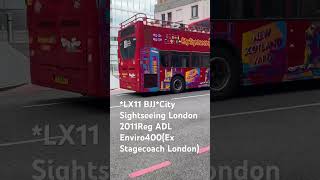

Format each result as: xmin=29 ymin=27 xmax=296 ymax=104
xmin=191 ymin=54 xmax=201 ymax=67
xmin=179 ymin=54 xmax=190 ymax=67
xmin=120 ymin=25 xmax=135 ymax=38
xmin=300 ymin=0 xmax=320 ymax=18
xmin=212 ymin=0 xmax=230 ymax=19
xmin=201 ymin=55 xmax=210 ymax=68
xmin=119 ymin=37 xmax=136 ymax=59
xmin=160 ymin=52 xmax=171 ymax=67
xmin=261 ymin=0 xmax=285 ymax=18
xmin=171 ymin=54 xmax=179 ymax=67
xmin=242 ymin=0 xmax=256 ymax=19
xmin=171 ymin=53 xmax=190 ymax=68
xmin=284 ymin=0 xmax=299 ymax=18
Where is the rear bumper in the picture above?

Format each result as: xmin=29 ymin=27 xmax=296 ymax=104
xmin=31 ymin=64 xmax=88 ymax=94
xmin=120 ymin=80 xmax=162 ymax=93
xmin=119 ymin=80 xmax=141 ymax=92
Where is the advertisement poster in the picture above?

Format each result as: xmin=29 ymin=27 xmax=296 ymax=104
xmin=242 ymin=21 xmax=287 ymax=85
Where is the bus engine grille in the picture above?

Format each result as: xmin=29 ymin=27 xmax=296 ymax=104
xmin=144 ymin=74 xmax=158 ymax=88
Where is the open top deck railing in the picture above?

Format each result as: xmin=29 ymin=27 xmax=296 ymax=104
xmin=120 ymin=13 xmax=210 ymax=34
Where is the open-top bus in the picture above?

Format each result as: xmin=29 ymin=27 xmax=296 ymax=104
xmin=118 ymin=14 xmax=210 ymax=93
xmin=26 ymin=0 xmax=109 ymax=97
xmin=189 ymin=18 xmax=210 ymax=29
xmin=211 ymin=0 xmax=320 ymax=99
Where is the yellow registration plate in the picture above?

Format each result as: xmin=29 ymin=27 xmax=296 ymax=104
xmin=54 ymin=76 xmax=69 ymax=85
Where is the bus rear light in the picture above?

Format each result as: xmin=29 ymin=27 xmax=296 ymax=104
xmin=30 ymin=49 xmax=35 ymax=57
xmin=29 ymin=36 xmax=33 ymax=44
xmin=88 ymin=54 xmax=93 ymax=63
xmin=40 ymin=45 xmax=51 ymax=51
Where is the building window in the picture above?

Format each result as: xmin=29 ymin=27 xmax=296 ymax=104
xmin=111 ymin=37 xmax=117 ymax=41
xmin=161 ymin=14 xmax=166 ymax=21
xmin=168 ymin=12 xmax=172 ymax=21
xmin=191 ymin=5 xmax=199 ymax=18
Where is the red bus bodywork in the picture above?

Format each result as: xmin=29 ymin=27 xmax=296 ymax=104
xmin=211 ymin=0 xmax=320 ymax=87
xmin=118 ymin=14 xmax=210 ymax=93
xmin=27 ymin=0 xmax=109 ymax=97
xmin=214 ymin=20 xmax=320 ymax=86
xmin=189 ymin=18 xmax=210 ymax=29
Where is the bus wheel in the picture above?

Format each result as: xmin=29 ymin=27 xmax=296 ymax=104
xmin=171 ymin=76 xmax=186 ymax=94
xmin=211 ymin=49 xmax=239 ymax=100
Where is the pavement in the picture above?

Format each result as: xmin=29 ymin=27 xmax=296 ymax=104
xmin=0 ymin=85 xmax=109 ymax=179
xmin=110 ymin=74 xmax=120 ymax=90
xmin=10 ymin=42 xmax=30 ymax=57
xmin=212 ymin=80 xmax=320 ymax=180
xmin=0 ymin=42 xmax=30 ymax=90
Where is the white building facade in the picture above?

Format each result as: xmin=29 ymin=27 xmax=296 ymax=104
xmin=155 ymin=0 xmax=210 ymax=25
xmin=0 ymin=0 xmax=28 ymax=43
xmin=110 ymin=0 xmax=156 ymax=89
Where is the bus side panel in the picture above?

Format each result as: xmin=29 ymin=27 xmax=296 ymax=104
xmin=285 ymin=20 xmax=320 ymax=81
xmin=237 ymin=21 xmax=288 ymax=85
xmin=159 ymin=67 xmax=210 ymax=91
xmin=159 ymin=68 xmax=186 ymax=91
xmin=148 ymin=26 xmax=210 ymax=53
xmin=215 ymin=20 xmax=320 ymax=86
xmin=229 ymin=20 xmax=320 ymax=85
xmin=86 ymin=0 xmax=109 ymax=97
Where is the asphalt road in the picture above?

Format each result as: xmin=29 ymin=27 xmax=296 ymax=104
xmin=212 ymin=80 xmax=320 ymax=180
xmin=0 ymin=85 xmax=210 ymax=180
xmin=110 ymin=88 xmax=210 ymax=180
xmin=0 ymin=85 xmax=109 ymax=180
xmin=6 ymin=79 xmax=320 ymax=180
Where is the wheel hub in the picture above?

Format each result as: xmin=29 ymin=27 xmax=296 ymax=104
xmin=211 ymin=57 xmax=231 ymax=91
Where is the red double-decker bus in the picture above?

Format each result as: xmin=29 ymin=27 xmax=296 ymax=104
xmin=211 ymin=0 xmax=320 ymax=98
xmin=27 ymin=0 xmax=109 ymax=97
xmin=189 ymin=18 xmax=210 ymax=29
xmin=118 ymin=14 xmax=210 ymax=93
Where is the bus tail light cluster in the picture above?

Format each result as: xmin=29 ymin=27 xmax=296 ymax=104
xmin=30 ymin=49 xmax=35 ymax=57
xmin=88 ymin=54 xmax=93 ymax=63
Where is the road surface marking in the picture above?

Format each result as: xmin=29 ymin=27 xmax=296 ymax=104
xmin=116 ymin=94 xmax=131 ymax=97
xmin=110 ymin=93 xmax=210 ymax=109
xmin=110 ymin=105 xmax=122 ymax=109
xmin=197 ymin=145 xmax=210 ymax=154
xmin=171 ymin=94 xmax=210 ymax=100
xmin=0 ymin=136 xmax=62 ymax=147
xmin=23 ymin=102 xmax=66 ymax=108
xmin=129 ymin=161 xmax=172 ymax=178
xmin=212 ymin=102 xmax=320 ymax=119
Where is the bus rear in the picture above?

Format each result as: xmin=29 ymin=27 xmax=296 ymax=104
xmin=27 ymin=0 xmax=109 ymax=97
xmin=118 ymin=27 xmax=138 ymax=91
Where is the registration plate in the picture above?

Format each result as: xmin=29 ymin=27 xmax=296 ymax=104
xmin=54 ymin=76 xmax=69 ymax=85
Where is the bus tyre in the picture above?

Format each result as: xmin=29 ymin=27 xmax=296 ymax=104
xmin=211 ymin=48 xmax=240 ymax=100
xmin=171 ymin=76 xmax=186 ymax=94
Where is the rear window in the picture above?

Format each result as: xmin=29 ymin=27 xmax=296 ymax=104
xmin=119 ymin=37 xmax=136 ymax=59
xmin=120 ymin=25 xmax=135 ymax=38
